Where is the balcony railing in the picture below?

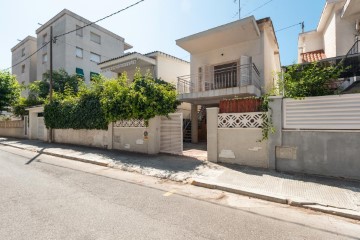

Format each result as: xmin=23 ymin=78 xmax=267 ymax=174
xmin=177 ymin=63 xmax=261 ymax=94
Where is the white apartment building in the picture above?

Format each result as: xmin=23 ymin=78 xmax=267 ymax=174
xmin=298 ymin=0 xmax=360 ymax=63
xmin=12 ymin=9 xmax=132 ymax=88
xmin=11 ymin=36 xmax=37 ymax=96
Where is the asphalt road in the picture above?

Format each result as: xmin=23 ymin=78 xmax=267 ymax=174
xmin=0 ymin=145 xmax=359 ymax=240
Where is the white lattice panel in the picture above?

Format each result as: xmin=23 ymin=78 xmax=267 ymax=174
xmin=218 ymin=112 xmax=266 ymax=128
xmin=283 ymin=94 xmax=360 ymax=130
xmin=114 ymin=119 xmax=145 ymax=128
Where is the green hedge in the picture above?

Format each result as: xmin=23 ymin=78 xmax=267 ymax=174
xmin=44 ymin=93 xmax=108 ymax=130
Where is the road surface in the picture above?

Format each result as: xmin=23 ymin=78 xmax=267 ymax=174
xmin=0 ymin=145 xmax=359 ymax=240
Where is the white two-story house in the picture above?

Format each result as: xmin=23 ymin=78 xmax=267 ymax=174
xmin=176 ymin=16 xmax=281 ymax=143
xmin=298 ymin=0 xmax=360 ymax=92
xmin=298 ymin=0 xmax=360 ymax=62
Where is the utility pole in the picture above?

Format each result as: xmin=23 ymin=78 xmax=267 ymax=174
xmin=238 ymin=0 xmax=241 ymax=19
xmin=49 ymin=26 xmax=53 ymax=143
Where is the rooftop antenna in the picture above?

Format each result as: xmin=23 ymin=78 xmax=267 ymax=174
xmin=234 ymin=0 xmax=241 ymax=19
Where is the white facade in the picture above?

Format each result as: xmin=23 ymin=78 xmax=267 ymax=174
xmin=298 ymin=0 xmax=360 ymax=63
xmin=11 ymin=36 xmax=37 ymax=96
xmin=176 ymin=16 xmax=281 ymax=105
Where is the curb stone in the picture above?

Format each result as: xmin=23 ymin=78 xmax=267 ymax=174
xmin=0 ymin=142 xmax=110 ymax=167
xmin=191 ymin=179 xmax=360 ymax=221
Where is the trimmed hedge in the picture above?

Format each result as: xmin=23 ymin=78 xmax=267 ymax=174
xmin=44 ymin=93 xmax=108 ymax=130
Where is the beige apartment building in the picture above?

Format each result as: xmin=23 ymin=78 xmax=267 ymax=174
xmin=11 ymin=36 xmax=37 ymax=96
xmin=12 ymin=9 xmax=132 ymax=89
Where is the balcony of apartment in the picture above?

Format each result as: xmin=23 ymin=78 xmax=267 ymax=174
xmin=177 ymin=62 xmax=261 ymax=105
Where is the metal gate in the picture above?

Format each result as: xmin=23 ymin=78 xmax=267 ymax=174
xmin=160 ymin=113 xmax=183 ymax=154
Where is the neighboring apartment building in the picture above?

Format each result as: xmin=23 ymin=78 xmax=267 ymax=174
xmin=11 ymin=36 xmax=37 ymax=96
xmin=176 ymin=16 xmax=281 ymax=143
xmin=298 ymin=0 xmax=360 ymax=63
xmin=99 ymin=51 xmax=191 ymax=118
xmin=35 ymin=9 xmax=132 ymax=84
xmin=11 ymin=9 xmax=132 ymax=89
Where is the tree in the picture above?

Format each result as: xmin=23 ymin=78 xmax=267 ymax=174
xmin=0 ymin=71 xmax=21 ymax=114
xmin=280 ymin=62 xmax=344 ymax=98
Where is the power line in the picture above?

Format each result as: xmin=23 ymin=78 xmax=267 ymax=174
xmin=2 ymin=41 xmax=50 ymax=72
xmin=243 ymin=0 xmax=274 ymax=17
xmin=55 ymin=0 xmax=144 ymax=40
xmin=276 ymin=22 xmax=303 ymax=32
xmin=2 ymin=0 xmax=145 ymax=72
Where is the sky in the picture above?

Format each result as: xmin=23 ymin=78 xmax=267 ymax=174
xmin=0 ymin=0 xmax=326 ymax=71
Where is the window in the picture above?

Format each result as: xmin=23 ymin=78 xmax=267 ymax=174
xmin=90 ymin=52 xmax=101 ymax=63
xmin=21 ymin=64 xmax=25 ymax=74
xmin=76 ymin=47 xmax=83 ymax=58
xmin=76 ymin=68 xmax=84 ymax=78
xmin=214 ymin=62 xmax=238 ymax=89
xmin=21 ymin=48 xmax=25 ymax=57
xmin=42 ymin=33 xmax=47 ymax=45
xmin=90 ymin=72 xmax=100 ymax=81
xmin=76 ymin=25 xmax=83 ymax=37
xmin=42 ymin=53 xmax=48 ymax=63
xmin=90 ymin=32 xmax=101 ymax=44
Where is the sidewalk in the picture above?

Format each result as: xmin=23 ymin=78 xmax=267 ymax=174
xmin=1 ymin=137 xmax=359 ymax=220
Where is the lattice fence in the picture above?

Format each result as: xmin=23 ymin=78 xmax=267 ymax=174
xmin=0 ymin=120 xmax=24 ymax=128
xmin=114 ymin=119 xmax=145 ymax=128
xmin=218 ymin=112 xmax=266 ymax=128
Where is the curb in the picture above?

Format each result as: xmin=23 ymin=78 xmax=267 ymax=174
xmin=0 ymin=142 xmax=110 ymax=167
xmin=191 ymin=179 xmax=360 ymax=221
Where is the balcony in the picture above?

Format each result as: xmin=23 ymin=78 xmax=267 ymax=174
xmin=177 ymin=63 xmax=261 ymax=105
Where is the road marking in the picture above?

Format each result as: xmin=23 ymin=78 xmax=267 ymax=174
xmin=163 ymin=190 xmax=176 ymax=197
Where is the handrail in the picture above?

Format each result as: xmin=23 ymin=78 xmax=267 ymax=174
xmin=177 ymin=63 xmax=261 ymax=94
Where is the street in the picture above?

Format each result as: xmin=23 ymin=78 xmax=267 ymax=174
xmin=0 ymin=145 xmax=359 ymax=240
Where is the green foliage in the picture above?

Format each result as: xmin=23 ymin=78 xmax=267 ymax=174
xmin=43 ymin=69 xmax=179 ymax=129
xmin=0 ymin=71 xmax=21 ymax=114
xmin=43 ymin=69 xmax=82 ymax=95
xmin=280 ymin=62 xmax=344 ymax=98
xmin=44 ymin=92 xmax=108 ymax=130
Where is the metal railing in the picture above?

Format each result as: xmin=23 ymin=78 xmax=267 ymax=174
xmin=177 ymin=63 xmax=261 ymax=94
xmin=347 ymin=39 xmax=359 ymax=56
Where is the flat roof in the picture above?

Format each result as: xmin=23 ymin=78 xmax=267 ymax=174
xmin=11 ymin=36 xmax=37 ymax=52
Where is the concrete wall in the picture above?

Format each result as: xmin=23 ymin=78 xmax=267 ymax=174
xmin=54 ymin=129 xmax=109 ymax=148
xmin=277 ymin=130 xmax=360 ymax=180
xmin=207 ymin=107 xmax=269 ymax=168
xmin=218 ymin=128 xmax=268 ymax=168
xmin=112 ymin=117 xmax=161 ymax=154
xmin=0 ymin=121 xmax=26 ymax=139
xmin=269 ymin=96 xmax=360 ymax=181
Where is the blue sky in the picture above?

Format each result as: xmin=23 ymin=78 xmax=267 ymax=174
xmin=0 ymin=0 xmax=325 ymax=71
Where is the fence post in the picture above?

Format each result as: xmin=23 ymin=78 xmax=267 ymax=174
xmin=268 ymin=96 xmax=283 ymax=170
xmin=207 ymin=107 xmax=219 ymax=163
xmin=107 ymin=122 xmax=113 ymax=150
